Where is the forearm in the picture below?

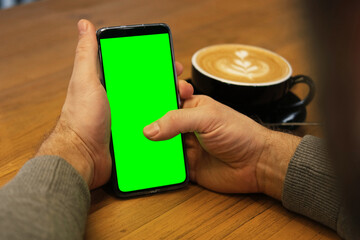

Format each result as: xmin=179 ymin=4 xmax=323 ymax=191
xmin=256 ymin=130 xmax=301 ymax=200
xmin=257 ymin=134 xmax=350 ymax=237
xmin=0 ymin=156 xmax=90 ymax=240
xmin=36 ymin=119 xmax=94 ymax=186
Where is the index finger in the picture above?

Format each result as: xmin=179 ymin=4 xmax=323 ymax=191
xmin=175 ymin=61 xmax=183 ymax=76
xmin=178 ymin=80 xmax=194 ymax=100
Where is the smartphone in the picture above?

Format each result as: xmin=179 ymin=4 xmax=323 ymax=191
xmin=97 ymin=23 xmax=188 ymax=198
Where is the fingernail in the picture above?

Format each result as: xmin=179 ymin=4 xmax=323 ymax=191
xmin=78 ymin=19 xmax=88 ymax=35
xmin=144 ymin=122 xmax=160 ymax=138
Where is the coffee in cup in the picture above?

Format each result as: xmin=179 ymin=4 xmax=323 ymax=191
xmin=191 ymin=44 xmax=315 ymax=113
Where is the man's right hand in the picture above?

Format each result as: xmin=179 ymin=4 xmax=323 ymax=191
xmin=144 ymin=91 xmax=301 ymax=199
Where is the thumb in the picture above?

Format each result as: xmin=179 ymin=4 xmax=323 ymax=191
xmin=71 ymin=19 xmax=98 ymax=83
xmin=143 ymin=107 xmax=213 ymax=141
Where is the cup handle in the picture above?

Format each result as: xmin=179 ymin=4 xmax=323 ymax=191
xmin=285 ymin=75 xmax=315 ymax=108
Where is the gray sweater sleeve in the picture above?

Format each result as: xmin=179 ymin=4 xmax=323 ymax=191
xmin=0 ymin=156 xmax=90 ymax=240
xmin=282 ymin=135 xmax=358 ymax=239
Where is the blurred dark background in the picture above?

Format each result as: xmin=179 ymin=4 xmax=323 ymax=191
xmin=0 ymin=0 xmax=37 ymax=9
xmin=304 ymin=1 xmax=360 ymax=237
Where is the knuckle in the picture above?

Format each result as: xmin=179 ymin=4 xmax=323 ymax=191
xmin=206 ymin=105 xmax=219 ymax=117
xmin=75 ymin=48 xmax=88 ymax=62
xmin=166 ymin=110 xmax=179 ymax=124
xmin=194 ymin=95 xmax=214 ymax=107
xmin=198 ymin=94 xmax=212 ymax=102
xmin=75 ymin=39 xmax=93 ymax=59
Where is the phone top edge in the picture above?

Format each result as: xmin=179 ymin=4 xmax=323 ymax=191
xmin=97 ymin=23 xmax=169 ymax=30
xmin=96 ymin=23 xmax=171 ymax=39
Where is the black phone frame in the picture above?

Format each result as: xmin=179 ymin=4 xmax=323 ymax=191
xmin=96 ymin=23 xmax=189 ymax=198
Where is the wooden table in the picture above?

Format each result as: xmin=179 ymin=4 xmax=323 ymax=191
xmin=0 ymin=0 xmax=339 ymax=239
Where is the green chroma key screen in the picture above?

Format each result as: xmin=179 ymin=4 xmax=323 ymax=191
xmin=100 ymin=33 xmax=187 ymax=192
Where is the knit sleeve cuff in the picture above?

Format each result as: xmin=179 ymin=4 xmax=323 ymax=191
xmin=281 ymin=135 xmax=341 ymax=230
xmin=9 ymin=155 xmax=91 ymax=208
xmin=1 ymin=155 xmax=90 ymax=239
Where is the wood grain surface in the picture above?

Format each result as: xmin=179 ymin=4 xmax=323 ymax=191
xmin=0 ymin=0 xmax=338 ymax=239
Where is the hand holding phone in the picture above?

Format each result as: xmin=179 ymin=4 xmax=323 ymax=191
xmin=97 ymin=23 xmax=188 ymax=197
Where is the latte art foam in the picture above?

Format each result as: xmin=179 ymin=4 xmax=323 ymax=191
xmin=194 ymin=45 xmax=291 ymax=84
